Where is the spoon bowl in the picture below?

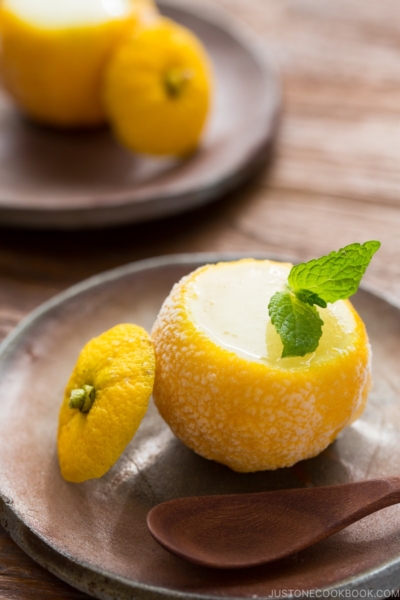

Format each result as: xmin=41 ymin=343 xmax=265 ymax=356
xmin=147 ymin=477 xmax=400 ymax=569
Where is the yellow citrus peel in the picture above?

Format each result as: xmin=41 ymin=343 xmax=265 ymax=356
xmin=58 ymin=323 xmax=155 ymax=483
xmin=152 ymin=259 xmax=372 ymax=472
xmin=103 ymin=16 xmax=213 ymax=156
xmin=0 ymin=0 xmax=157 ymax=127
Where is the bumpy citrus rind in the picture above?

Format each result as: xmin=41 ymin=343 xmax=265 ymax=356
xmin=103 ymin=17 xmax=213 ymax=156
xmin=0 ymin=0 xmax=155 ymax=127
xmin=58 ymin=323 xmax=155 ymax=483
xmin=152 ymin=259 xmax=372 ymax=472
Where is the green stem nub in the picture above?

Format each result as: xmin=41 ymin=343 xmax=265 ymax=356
xmin=69 ymin=385 xmax=95 ymax=414
xmin=164 ymin=68 xmax=193 ymax=98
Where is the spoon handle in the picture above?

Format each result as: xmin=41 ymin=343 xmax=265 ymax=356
xmin=270 ymin=477 xmax=395 ymax=524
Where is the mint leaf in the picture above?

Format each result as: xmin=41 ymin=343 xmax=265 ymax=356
xmin=288 ymin=241 xmax=380 ymax=304
xmin=268 ymin=241 xmax=380 ymax=358
xmin=294 ymin=289 xmax=327 ymax=308
xmin=268 ymin=292 xmax=324 ymax=358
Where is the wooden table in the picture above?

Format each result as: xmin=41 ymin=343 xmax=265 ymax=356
xmin=1 ymin=0 xmax=400 ymax=597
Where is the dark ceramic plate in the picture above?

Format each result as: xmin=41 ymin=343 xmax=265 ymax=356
xmin=1 ymin=253 xmax=400 ymax=600
xmin=0 ymin=1 xmax=280 ymax=229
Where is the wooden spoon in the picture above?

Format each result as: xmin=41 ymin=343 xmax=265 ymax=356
xmin=147 ymin=477 xmax=400 ymax=569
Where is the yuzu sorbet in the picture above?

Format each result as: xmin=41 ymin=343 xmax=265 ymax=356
xmin=152 ymin=259 xmax=371 ymax=472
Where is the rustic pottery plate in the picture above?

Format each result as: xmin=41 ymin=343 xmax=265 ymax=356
xmin=1 ymin=253 xmax=400 ymax=600
xmin=0 ymin=1 xmax=280 ymax=229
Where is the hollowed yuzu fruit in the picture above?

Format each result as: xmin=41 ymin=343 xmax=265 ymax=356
xmin=0 ymin=0 xmax=156 ymax=127
xmin=151 ymin=259 xmax=372 ymax=472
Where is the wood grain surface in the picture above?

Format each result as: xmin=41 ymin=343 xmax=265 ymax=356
xmin=1 ymin=0 xmax=400 ymax=597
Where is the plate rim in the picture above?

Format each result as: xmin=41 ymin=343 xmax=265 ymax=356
xmin=1 ymin=252 xmax=400 ymax=600
xmin=0 ymin=0 xmax=281 ymax=229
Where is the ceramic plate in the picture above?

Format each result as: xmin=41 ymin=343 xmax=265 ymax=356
xmin=1 ymin=253 xmax=400 ymax=600
xmin=0 ymin=1 xmax=280 ymax=229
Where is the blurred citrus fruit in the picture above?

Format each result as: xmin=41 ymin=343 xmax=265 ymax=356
xmin=152 ymin=259 xmax=372 ymax=472
xmin=0 ymin=0 xmax=156 ymax=127
xmin=103 ymin=16 xmax=212 ymax=156
xmin=58 ymin=323 xmax=155 ymax=483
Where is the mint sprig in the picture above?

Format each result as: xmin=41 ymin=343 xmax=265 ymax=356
xmin=268 ymin=241 xmax=380 ymax=358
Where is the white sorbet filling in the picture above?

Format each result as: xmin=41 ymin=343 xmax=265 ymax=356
xmin=4 ymin=0 xmax=130 ymax=27
xmin=186 ymin=260 xmax=357 ymax=369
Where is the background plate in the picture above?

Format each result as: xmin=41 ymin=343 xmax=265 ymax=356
xmin=0 ymin=1 xmax=280 ymax=229
xmin=1 ymin=253 xmax=400 ymax=600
